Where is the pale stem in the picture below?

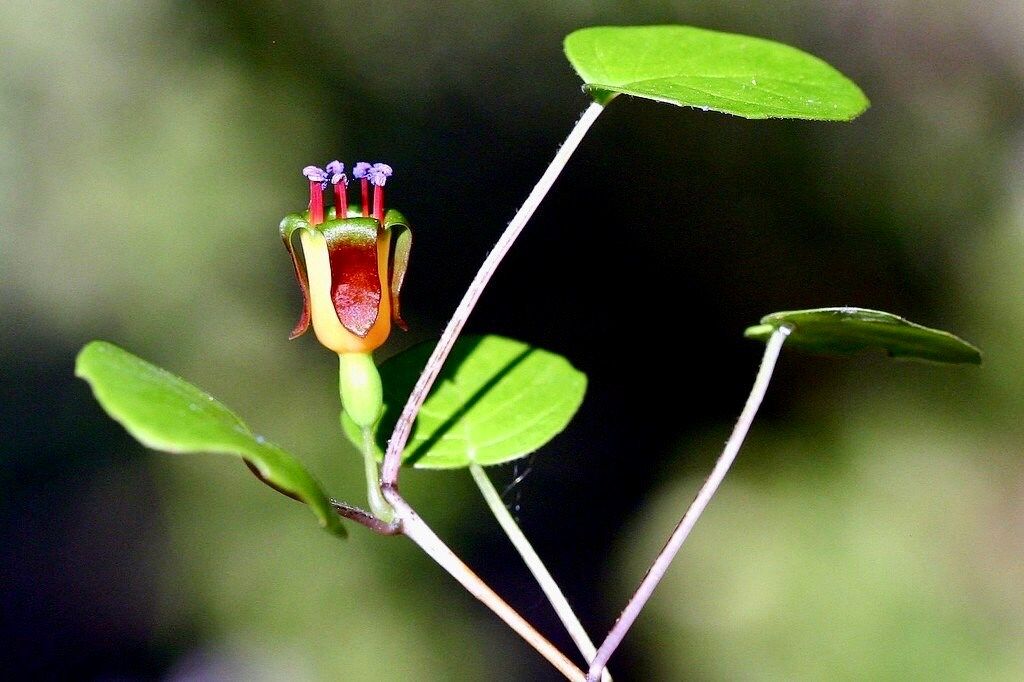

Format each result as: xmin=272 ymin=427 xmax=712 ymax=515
xmin=586 ymin=326 xmax=792 ymax=681
xmin=386 ymin=490 xmax=587 ymax=682
xmin=381 ymin=101 xmax=606 ymax=487
xmin=470 ymin=464 xmax=612 ymax=682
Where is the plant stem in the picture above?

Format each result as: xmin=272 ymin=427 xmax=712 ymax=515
xmin=384 ymin=488 xmax=587 ymax=681
xmin=361 ymin=427 xmax=393 ymax=521
xmin=470 ymin=464 xmax=612 ymax=681
xmin=381 ymin=101 xmax=605 ymax=488
xmin=331 ymin=499 xmax=400 ymax=535
xmin=586 ymin=326 xmax=791 ymax=682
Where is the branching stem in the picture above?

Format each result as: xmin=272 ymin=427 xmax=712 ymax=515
xmin=383 ymin=486 xmax=587 ymax=681
xmin=330 ymin=499 xmax=400 ymax=535
xmin=368 ymin=102 xmax=608 ymax=681
xmin=586 ymin=326 xmax=791 ymax=681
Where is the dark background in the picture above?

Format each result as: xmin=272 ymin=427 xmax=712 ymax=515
xmin=3 ymin=1 xmax=1023 ymax=680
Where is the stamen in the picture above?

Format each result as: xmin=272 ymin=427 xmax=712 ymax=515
xmin=368 ymin=163 xmax=393 ymax=222
xmin=325 ymin=160 xmax=345 ymax=183
xmin=302 ymin=165 xmax=328 ymax=225
xmin=303 ymin=165 xmax=327 ymax=182
xmin=353 ymin=162 xmax=372 ymax=217
xmin=368 ymin=163 xmax=393 ymax=185
xmin=326 ymin=160 xmax=348 ymax=219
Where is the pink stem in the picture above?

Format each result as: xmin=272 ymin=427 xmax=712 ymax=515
xmin=309 ymin=181 xmax=324 ymax=225
xmin=585 ymin=326 xmax=791 ymax=681
xmin=373 ymin=185 xmax=384 ymax=222
xmin=334 ymin=183 xmax=348 ymax=219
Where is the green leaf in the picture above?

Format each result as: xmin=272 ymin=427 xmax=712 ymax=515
xmin=75 ymin=341 xmax=345 ymax=536
xmin=564 ymin=25 xmax=869 ymax=120
xmin=744 ymin=308 xmax=982 ymax=364
xmin=345 ymin=335 xmax=587 ymax=469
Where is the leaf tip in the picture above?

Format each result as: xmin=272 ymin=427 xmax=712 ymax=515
xmin=75 ymin=340 xmax=112 ymax=379
xmin=839 ymin=88 xmax=871 ymax=122
xmin=743 ymin=324 xmax=774 ymax=341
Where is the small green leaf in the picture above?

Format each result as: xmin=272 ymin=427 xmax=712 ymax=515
xmin=76 ymin=341 xmax=345 ymax=536
xmin=564 ymin=25 xmax=869 ymax=120
xmin=744 ymin=308 xmax=982 ymax=364
xmin=346 ymin=335 xmax=587 ymax=469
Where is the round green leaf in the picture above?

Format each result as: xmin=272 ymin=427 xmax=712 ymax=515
xmin=75 ymin=341 xmax=345 ymax=536
xmin=564 ymin=25 xmax=869 ymax=120
xmin=346 ymin=335 xmax=587 ymax=469
xmin=744 ymin=308 xmax=982 ymax=364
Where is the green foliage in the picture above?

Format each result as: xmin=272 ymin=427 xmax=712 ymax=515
xmin=75 ymin=341 xmax=345 ymax=536
xmin=564 ymin=25 xmax=869 ymax=120
xmin=345 ymin=335 xmax=587 ymax=469
xmin=744 ymin=308 xmax=982 ymax=364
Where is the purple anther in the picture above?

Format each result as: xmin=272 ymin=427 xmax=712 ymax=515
xmin=325 ymin=160 xmax=347 ymax=185
xmin=352 ymin=162 xmax=372 ymax=179
xmin=368 ymin=163 xmax=393 ymax=187
xmin=302 ymin=165 xmax=328 ymax=185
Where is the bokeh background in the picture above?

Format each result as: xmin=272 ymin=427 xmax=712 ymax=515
xmin=3 ymin=1 xmax=1023 ymax=680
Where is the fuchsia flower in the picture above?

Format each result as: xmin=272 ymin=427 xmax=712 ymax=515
xmin=282 ymin=160 xmax=411 ymax=354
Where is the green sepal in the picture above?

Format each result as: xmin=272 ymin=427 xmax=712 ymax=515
xmin=280 ymin=213 xmax=314 ymax=339
xmin=744 ymin=307 xmax=982 ymax=364
xmin=279 ymin=212 xmax=311 ymax=239
xmin=383 ymin=208 xmax=408 ymax=228
xmin=384 ymin=209 xmax=412 ymax=330
xmin=76 ymin=341 xmax=346 ymax=536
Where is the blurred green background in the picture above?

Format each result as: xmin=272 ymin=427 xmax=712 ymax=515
xmin=3 ymin=1 xmax=1022 ymax=680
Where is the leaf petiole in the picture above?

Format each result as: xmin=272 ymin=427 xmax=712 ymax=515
xmin=586 ymin=326 xmax=791 ymax=681
xmin=470 ymin=463 xmax=611 ymax=681
xmin=381 ymin=102 xmax=605 ymax=488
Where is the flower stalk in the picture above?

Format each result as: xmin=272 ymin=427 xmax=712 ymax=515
xmin=285 ymin=160 xmax=414 ymax=516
